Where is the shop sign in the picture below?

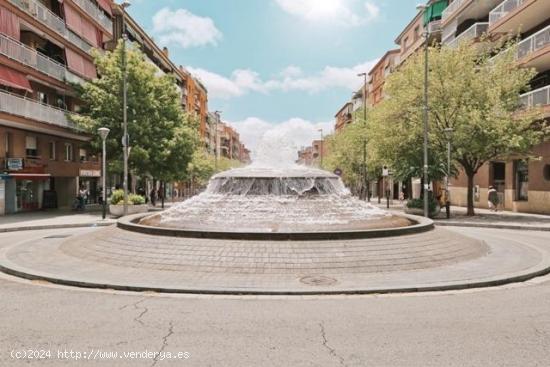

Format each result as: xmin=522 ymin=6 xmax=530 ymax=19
xmin=79 ymin=169 xmax=101 ymax=177
xmin=7 ymin=158 xmax=23 ymax=171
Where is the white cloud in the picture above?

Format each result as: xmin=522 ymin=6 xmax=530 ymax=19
xmin=228 ymin=117 xmax=334 ymax=160
xmin=188 ymin=59 xmax=379 ymax=100
xmin=274 ymin=0 xmax=380 ymax=27
xmin=152 ymin=8 xmax=222 ymax=48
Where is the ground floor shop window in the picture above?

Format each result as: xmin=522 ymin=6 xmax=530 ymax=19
xmin=16 ymin=179 xmax=47 ymax=211
xmin=515 ymin=160 xmax=529 ymax=201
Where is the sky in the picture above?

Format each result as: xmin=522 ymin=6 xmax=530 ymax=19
xmin=127 ymin=0 xmax=422 ymax=155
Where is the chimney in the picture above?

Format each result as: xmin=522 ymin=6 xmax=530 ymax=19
xmin=162 ymin=46 xmax=169 ymax=58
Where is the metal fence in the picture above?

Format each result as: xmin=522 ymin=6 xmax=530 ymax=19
xmin=489 ymin=0 xmax=524 ymax=25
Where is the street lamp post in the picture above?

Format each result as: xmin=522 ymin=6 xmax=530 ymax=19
xmin=98 ymin=128 xmax=110 ymax=220
xmin=357 ymin=72 xmax=367 ymax=123
xmin=417 ymin=3 xmax=430 ymax=218
xmin=120 ymin=0 xmax=131 ymax=216
xmin=444 ymin=128 xmax=454 ymax=219
xmin=318 ymin=129 xmax=324 ymax=168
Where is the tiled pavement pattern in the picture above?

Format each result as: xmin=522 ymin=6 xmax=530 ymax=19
xmin=1 ymin=226 xmax=549 ymax=294
xmin=61 ymin=226 xmax=487 ymax=274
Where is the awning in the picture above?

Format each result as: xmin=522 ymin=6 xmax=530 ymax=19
xmin=0 ymin=64 xmax=32 ymax=92
xmin=9 ymin=173 xmax=51 ymax=181
xmin=97 ymin=0 xmax=113 ymax=16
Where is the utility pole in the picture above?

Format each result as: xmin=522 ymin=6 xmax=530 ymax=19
xmin=214 ymin=110 xmax=222 ymax=171
xmin=318 ymin=129 xmax=324 ymax=168
xmin=417 ymin=4 xmax=430 ymax=218
xmin=121 ymin=0 xmax=131 ymax=216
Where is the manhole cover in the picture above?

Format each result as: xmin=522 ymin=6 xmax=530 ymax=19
xmin=43 ymin=235 xmax=72 ymax=239
xmin=299 ymin=275 xmax=338 ymax=286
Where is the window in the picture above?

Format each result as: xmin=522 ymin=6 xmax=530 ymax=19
xmin=49 ymin=141 xmax=56 ymax=160
xmin=414 ymin=26 xmax=420 ymax=41
xmin=544 ymin=165 xmax=550 ymax=181
xmin=515 ymin=160 xmax=529 ymax=201
xmin=25 ymin=136 xmax=38 ymax=157
xmin=79 ymin=148 xmax=87 ymax=162
xmin=64 ymin=143 xmax=73 ymax=161
xmin=403 ymin=37 xmax=409 ymax=51
xmin=4 ymin=133 xmax=10 ymax=156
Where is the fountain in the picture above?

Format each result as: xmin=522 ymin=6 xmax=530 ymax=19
xmin=132 ymin=133 xmax=425 ymax=239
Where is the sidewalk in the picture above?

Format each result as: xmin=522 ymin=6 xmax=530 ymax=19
xmin=371 ymin=200 xmax=550 ymax=231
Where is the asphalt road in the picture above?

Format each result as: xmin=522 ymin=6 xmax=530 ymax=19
xmin=1 ymin=227 xmax=550 ymax=367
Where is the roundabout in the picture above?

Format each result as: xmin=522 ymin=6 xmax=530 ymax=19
xmin=1 ymin=163 xmax=550 ymax=295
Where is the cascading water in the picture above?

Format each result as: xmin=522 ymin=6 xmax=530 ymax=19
xmin=140 ymin=133 xmax=410 ymax=232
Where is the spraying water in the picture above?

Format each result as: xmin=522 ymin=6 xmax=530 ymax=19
xmin=140 ymin=133 xmax=406 ymax=232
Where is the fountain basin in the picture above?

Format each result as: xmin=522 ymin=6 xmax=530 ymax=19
xmin=121 ymin=212 xmax=432 ymax=241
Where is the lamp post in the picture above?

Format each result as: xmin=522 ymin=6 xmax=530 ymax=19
xmin=357 ymin=72 xmax=367 ymax=123
xmin=444 ymin=127 xmax=454 ymax=219
xmin=318 ymin=128 xmax=324 ymax=168
xmin=98 ymin=128 xmax=110 ymax=220
xmin=214 ymin=110 xmax=222 ymax=171
xmin=417 ymin=3 xmax=430 ymax=218
xmin=120 ymin=0 xmax=131 ymax=216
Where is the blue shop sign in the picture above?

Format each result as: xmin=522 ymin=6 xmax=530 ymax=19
xmin=6 ymin=158 xmax=23 ymax=171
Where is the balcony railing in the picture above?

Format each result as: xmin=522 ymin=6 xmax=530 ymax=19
xmin=520 ymin=85 xmax=550 ymax=108
xmin=442 ymin=0 xmax=468 ymax=20
xmin=517 ymin=24 xmax=550 ymax=60
xmin=0 ymin=33 xmax=67 ymax=81
xmin=8 ymin=0 xmax=94 ymax=54
xmin=446 ymin=22 xmax=489 ymax=48
xmin=0 ymin=90 xmax=77 ymax=129
xmin=71 ymin=0 xmax=113 ymax=33
xmin=489 ymin=0 xmax=524 ymax=25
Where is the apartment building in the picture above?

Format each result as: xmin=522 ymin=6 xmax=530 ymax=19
xmin=368 ymin=49 xmax=400 ymax=107
xmin=215 ymin=122 xmax=250 ymax=164
xmin=0 ymin=0 xmax=115 ymax=214
xmin=334 ymin=101 xmax=353 ymax=133
xmin=296 ymin=139 xmax=328 ymax=168
xmin=440 ymin=0 xmax=550 ymax=213
xmin=110 ymin=5 xmax=209 ymax=144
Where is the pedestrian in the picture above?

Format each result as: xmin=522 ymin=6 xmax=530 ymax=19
xmin=77 ymin=186 xmax=88 ymax=210
xmin=488 ymin=186 xmax=499 ymax=212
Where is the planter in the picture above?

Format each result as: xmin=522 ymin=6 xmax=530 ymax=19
xmin=404 ymin=205 xmax=441 ymax=218
xmin=109 ymin=204 xmax=149 ymax=217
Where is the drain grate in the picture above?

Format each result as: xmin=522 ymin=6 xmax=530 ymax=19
xmin=43 ymin=235 xmax=72 ymax=239
xmin=299 ymin=275 xmax=338 ymax=286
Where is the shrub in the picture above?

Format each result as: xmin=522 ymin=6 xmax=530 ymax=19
xmin=407 ymin=196 xmax=439 ymax=214
xmin=110 ymin=189 xmax=145 ymax=205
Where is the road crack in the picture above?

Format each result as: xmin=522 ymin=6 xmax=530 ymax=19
xmin=151 ymin=322 xmax=174 ymax=367
xmin=319 ymin=322 xmax=346 ymax=366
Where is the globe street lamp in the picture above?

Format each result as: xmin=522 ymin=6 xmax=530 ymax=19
xmin=417 ymin=3 xmax=430 ymax=218
xmin=444 ymin=127 xmax=454 ymax=219
xmin=98 ymin=127 xmax=110 ymax=220
xmin=120 ymin=0 xmax=131 ymax=216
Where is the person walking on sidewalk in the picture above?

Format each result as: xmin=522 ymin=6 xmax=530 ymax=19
xmin=488 ymin=186 xmax=499 ymax=212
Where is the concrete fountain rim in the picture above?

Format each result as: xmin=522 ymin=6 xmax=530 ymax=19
xmin=117 ymin=212 xmax=434 ymax=241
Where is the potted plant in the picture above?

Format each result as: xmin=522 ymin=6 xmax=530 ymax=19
xmin=108 ymin=189 xmax=148 ymax=217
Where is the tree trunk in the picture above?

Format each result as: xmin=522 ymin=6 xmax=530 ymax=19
xmin=161 ymin=181 xmax=165 ymax=209
xmin=466 ymin=172 xmax=475 ymax=216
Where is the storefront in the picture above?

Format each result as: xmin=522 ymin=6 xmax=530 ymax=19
xmin=78 ymin=168 xmax=101 ymax=204
xmin=0 ymin=174 xmax=8 ymax=215
xmin=10 ymin=173 xmax=51 ymax=212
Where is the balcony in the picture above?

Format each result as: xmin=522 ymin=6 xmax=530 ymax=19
xmin=71 ymin=0 xmax=113 ymax=33
xmin=517 ymin=24 xmax=550 ymax=68
xmin=489 ymin=0 xmax=524 ymax=24
xmin=445 ymin=22 xmax=489 ymax=47
xmin=0 ymin=33 xmax=84 ymax=85
xmin=8 ymin=0 xmax=94 ymax=54
xmin=428 ymin=20 xmax=442 ymax=34
xmin=442 ymin=0 xmax=469 ymax=21
xmin=0 ymin=89 xmax=77 ymax=129
xmin=520 ymin=85 xmax=550 ymax=108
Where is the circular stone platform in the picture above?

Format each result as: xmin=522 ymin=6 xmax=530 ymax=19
xmin=2 ymin=225 xmax=549 ymax=295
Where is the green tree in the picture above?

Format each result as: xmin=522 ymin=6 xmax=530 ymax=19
xmin=72 ymin=40 xmax=197 ymax=187
xmin=324 ymin=121 xmax=382 ymax=197
xmin=368 ymin=41 xmax=545 ymax=215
